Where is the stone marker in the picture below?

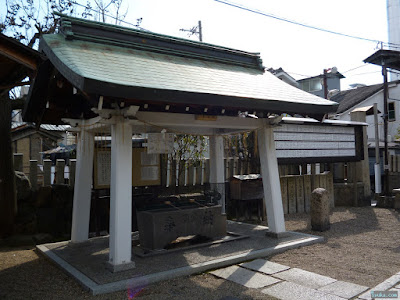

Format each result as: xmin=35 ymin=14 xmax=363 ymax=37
xmin=311 ymin=188 xmax=330 ymax=231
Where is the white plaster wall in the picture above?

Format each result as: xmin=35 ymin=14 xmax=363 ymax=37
xmin=335 ymin=83 xmax=400 ymax=143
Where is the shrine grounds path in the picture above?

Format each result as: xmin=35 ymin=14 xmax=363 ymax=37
xmin=0 ymin=206 xmax=399 ymax=299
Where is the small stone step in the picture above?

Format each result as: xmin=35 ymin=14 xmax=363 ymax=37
xmin=240 ymin=259 xmax=289 ymax=275
xmin=273 ymin=267 xmax=337 ymax=289
xmin=262 ymin=281 xmax=346 ymax=300
xmin=210 ymin=265 xmax=280 ymax=289
xmin=318 ymin=280 xmax=368 ymax=299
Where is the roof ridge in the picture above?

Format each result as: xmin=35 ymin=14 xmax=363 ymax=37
xmin=54 ymin=13 xmax=264 ymax=71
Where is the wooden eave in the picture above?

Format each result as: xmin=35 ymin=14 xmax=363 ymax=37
xmin=0 ymin=34 xmax=43 ymax=91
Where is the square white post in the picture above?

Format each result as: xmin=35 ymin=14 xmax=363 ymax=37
xmin=257 ymin=125 xmax=286 ymax=236
xmin=209 ymin=135 xmax=226 ymax=214
xmin=108 ymin=117 xmax=135 ymax=272
xmin=71 ymin=129 xmax=94 ymax=243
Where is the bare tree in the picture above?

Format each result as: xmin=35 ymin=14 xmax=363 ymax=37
xmin=0 ymin=0 xmax=129 ymax=237
xmin=169 ymin=134 xmax=207 ymax=192
xmin=1 ymin=0 xmax=129 ymax=47
xmin=92 ymin=0 xmax=127 ymax=24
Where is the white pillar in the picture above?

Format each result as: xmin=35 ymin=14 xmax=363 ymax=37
xmin=108 ymin=117 xmax=134 ymax=272
xmin=257 ymin=126 xmax=286 ymax=236
xmin=71 ymin=129 xmax=94 ymax=243
xmin=209 ymin=135 xmax=226 ymax=214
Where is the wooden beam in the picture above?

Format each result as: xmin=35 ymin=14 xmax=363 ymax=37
xmin=135 ymin=111 xmax=262 ymax=130
xmin=0 ymin=43 xmax=37 ymax=70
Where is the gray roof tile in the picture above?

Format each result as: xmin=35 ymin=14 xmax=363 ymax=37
xmin=43 ymin=34 xmax=338 ymax=110
xmin=331 ymin=84 xmax=383 ymax=114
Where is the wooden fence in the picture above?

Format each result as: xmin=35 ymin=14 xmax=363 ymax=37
xmin=13 ymin=153 xmax=76 ymax=189
xmin=388 ymin=154 xmax=400 ymax=173
xmin=14 ymin=153 xmax=334 ymax=214
xmin=280 ymin=172 xmax=334 ymax=214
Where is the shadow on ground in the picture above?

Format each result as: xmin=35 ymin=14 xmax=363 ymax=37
xmin=0 ymin=247 xmax=278 ymax=300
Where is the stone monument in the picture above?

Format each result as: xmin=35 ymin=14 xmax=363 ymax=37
xmin=311 ymin=188 xmax=330 ymax=231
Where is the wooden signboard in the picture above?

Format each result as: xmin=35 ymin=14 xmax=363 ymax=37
xmin=94 ymin=148 xmax=111 ymax=189
xmin=274 ymin=123 xmax=362 ymax=164
xmin=147 ymin=133 xmax=174 ymax=154
xmin=93 ymin=147 xmax=160 ymax=189
xmin=132 ymin=148 xmax=161 ymax=186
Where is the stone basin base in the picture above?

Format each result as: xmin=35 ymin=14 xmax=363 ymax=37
xmin=137 ymin=205 xmax=226 ymax=250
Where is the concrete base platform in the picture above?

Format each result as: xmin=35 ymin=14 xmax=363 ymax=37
xmin=36 ymin=221 xmax=323 ymax=295
xmin=106 ymin=260 xmax=136 ymax=273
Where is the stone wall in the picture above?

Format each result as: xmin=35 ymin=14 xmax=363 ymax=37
xmin=333 ymin=182 xmax=367 ymax=207
xmin=15 ymin=182 xmax=74 ymax=237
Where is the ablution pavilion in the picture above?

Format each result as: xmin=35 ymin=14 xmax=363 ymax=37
xmin=24 ymin=14 xmax=338 ymax=275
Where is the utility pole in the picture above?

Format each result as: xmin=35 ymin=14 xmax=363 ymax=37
xmin=322 ymin=67 xmax=337 ymax=99
xmin=323 ymin=69 xmax=328 ymax=99
xmin=180 ymin=21 xmax=203 ymax=41
xmin=382 ymin=61 xmax=390 ymax=196
xmin=374 ymin=103 xmax=382 ymax=195
xmin=198 ymin=21 xmax=203 ymax=42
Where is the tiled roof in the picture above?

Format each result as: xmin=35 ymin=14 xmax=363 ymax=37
xmin=41 ymin=33 xmax=338 ymax=114
xmin=330 ymin=84 xmax=383 ymax=114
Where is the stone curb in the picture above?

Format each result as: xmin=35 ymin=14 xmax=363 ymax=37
xmin=36 ymin=233 xmax=323 ymax=295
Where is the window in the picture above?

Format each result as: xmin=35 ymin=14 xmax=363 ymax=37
xmin=310 ymin=78 xmax=322 ymax=92
xmin=299 ymin=78 xmax=322 ymax=92
xmin=389 ymin=102 xmax=395 ymax=121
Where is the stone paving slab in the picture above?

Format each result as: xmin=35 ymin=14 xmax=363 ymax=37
xmin=273 ymin=267 xmax=337 ymax=289
xmin=240 ymin=259 xmax=290 ymax=275
xmin=318 ymin=280 xmax=369 ymax=299
xmin=261 ymin=281 xmax=346 ymax=300
xmin=358 ymin=274 xmax=400 ymax=300
xmin=357 ymin=290 xmax=372 ymax=300
xmin=210 ymin=265 xmax=280 ymax=289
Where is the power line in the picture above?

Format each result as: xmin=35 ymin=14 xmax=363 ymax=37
xmin=351 ymin=71 xmax=381 ymax=76
xmin=285 ymin=71 xmax=313 ymax=78
xmin=342 ymin=64 xmax=368 ymax=74
xmin=214 ymin=0 xmax=396 ymax=48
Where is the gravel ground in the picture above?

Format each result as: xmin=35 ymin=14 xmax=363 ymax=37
xmin=0 ymin=246 xmax=276 ymax=300
xmin=269 ymin=206 xmax=400 ymax=287
xmin=1 ymin=206 xmax=399 ymax=299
